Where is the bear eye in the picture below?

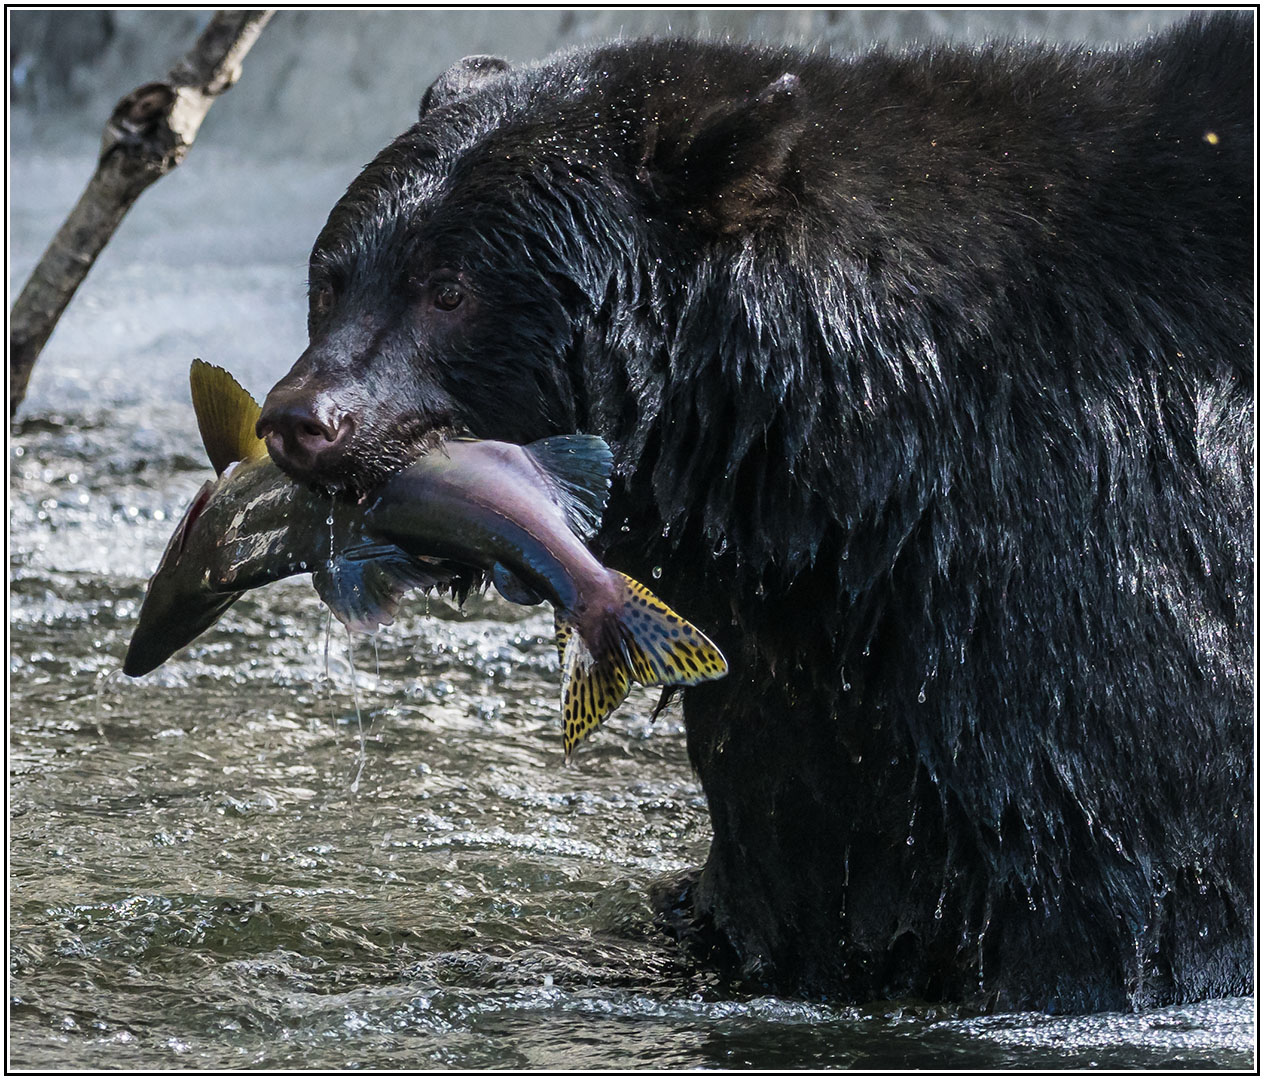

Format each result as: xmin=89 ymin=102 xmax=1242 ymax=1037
xmin=433 ymin=282 xmax=464 ymax=311
xmin=311 ymin=282 xmax=336 ymax=318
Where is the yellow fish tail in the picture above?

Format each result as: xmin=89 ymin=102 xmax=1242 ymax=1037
xmin=559 ymin=572 xmax=728 ymax=760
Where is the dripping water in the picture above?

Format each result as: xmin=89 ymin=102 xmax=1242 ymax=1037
xmin=321 ymin=607 xmax=335 ymax=734
xmin=346 ymin=625 xmax=366 ymax=794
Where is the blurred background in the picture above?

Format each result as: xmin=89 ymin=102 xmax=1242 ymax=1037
xmin=10 ymin=8 xmax=1194 ymax=414
xmin=10 ymin=9 xmax=1197 ymax=153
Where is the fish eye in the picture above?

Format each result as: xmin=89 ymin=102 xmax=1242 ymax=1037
xmin=433 ymin=282 xmax=464 ymax=311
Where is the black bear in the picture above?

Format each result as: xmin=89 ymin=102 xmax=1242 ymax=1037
xmin=258 ymin=13 xmax=1254 ymax=1012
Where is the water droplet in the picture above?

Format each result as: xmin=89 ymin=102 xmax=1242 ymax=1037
xmin=842 ymin=682 xmax=851 ymax=692
xmin=917 ymin=684 xmax=927 ymax=704
xmin=1199 ymin=925 xmax=1209 ymax=938
xmin=652 ymin=566 xmax=662 ymax=579
xmin=326 ymin=514 xmax=335 ymax=527
xmin=906 ymin=835 xmax=915 ymax=846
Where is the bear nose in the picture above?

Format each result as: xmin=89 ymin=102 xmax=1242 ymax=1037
xmin=256 ymin=390 xmax=354 ymax=478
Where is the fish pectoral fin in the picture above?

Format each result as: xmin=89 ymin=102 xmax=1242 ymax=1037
xmin=313 ymin=548 xmax=454 ymax=633
xmin=492 ymin=563 xmax=543 ymax=606
xmin=341 ymin=542 xmax=443 ymax=566
xmin=189 ymin=359 xmax=270 ymax=475
xmin=522 ymin=434 xmax=613 ymax=541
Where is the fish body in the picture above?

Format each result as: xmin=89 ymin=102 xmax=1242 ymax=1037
xmin=126 ymin=361 xmax=729 ymax=757
xmin=123 ymin=361 xmax=449 ymax=677
xmin=368 ymin=443 xmax=729 ymax=758
xmin=370 ymin=438 xmax=611 ymax=615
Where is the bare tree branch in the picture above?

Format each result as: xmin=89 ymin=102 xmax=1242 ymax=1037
xmin=9 ymin=10 xmax=274 ymax=417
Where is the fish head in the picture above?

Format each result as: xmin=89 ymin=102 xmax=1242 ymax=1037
xmin=123 ymin=474 xmax=241 ymax=677
xmin=125 ymin=362 xmax=289 ymax=677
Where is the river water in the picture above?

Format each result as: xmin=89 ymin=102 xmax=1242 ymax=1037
xmin=8 ymin=149 xmax=1255 ymax=1071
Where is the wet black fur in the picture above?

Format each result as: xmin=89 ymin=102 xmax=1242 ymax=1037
xmin=275 ymin=13 xmax=1254 ymax=1012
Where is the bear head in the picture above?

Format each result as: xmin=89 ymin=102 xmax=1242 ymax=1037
xmin=257 ymin=44 xmax=809 ymax=501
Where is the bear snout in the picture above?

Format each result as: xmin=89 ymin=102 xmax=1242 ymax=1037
xmin=257 ymin=386 xmax=356 ymax=483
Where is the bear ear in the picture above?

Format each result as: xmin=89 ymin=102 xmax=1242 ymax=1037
xmin=638 ymin=73 xmax=805 ymax=235
xmin=419 ymin=55 xmax=512 ymax=118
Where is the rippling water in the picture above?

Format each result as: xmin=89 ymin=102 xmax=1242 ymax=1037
xmin=8 ymin=151 xmax=1255 ymax=1071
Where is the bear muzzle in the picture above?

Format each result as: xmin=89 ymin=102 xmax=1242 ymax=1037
xmin=256 ymin=386 xmax=356 ymax=484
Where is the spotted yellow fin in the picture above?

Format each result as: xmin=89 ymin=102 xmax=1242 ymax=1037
xmin=613 ymin=572 xmax=728 ymax=685
xmin=189 ymin=358 xmax=269 ymax=476
xmin=561 ymin=635 xmax=632 ymax=762
xmin=553 ymin=613 xmax=572 ymax=666
xmin=559 ymin=571 xmax=728 ymax=761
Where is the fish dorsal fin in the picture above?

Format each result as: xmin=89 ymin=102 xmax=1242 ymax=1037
xmin=523 ymin=434 xmax=613 ymax=541
xmin=189 ymin=359 xmax=269 ymax=475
